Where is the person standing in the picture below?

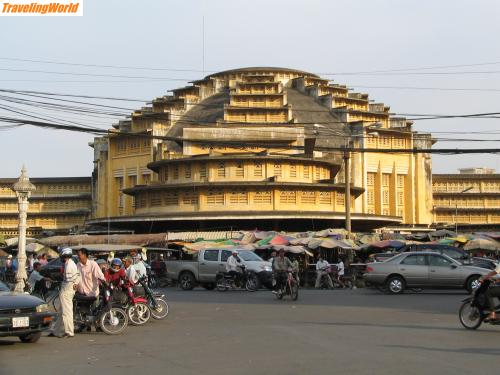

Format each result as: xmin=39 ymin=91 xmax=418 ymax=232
xmin=76 ymin=248 xmax=105 ymax=298
xmin=315 ymin=255 xmax=333 ymax=289
xmin=51 ymin=248 xmax=80 ymax=338
xmin=336 ymin=257 xmax=346 ymax=288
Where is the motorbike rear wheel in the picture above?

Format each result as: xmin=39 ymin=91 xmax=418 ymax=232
xmin=290 ymin=282 xmax=299 ymax=301
xmin=99 ymin=308 xmax=128 ymax=335
xmin=127 ymin=302 xmax=151 ymax=326
xmin=216 ymin=276 xmax=229 ymax=292
xmin=246 ymin=274 xmax=258 ymax=292
xmin=150 ymin=297 xmax=169 ymax=320
xmin=459 ymin=301 xmax=483 ymax=330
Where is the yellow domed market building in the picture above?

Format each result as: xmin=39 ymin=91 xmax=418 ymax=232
xmin=88 ymin=67 xmax=434 ymax=232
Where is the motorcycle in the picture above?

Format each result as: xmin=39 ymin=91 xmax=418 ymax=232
xmin=114 ymin=279 xmax=151 ymax=326
xmin=216 ymin=265 xmax=258 ymax=292
xmin=136 ymin=276 xmax=169 ymax=320
xmin=459 ymin=279 xmax=500 ymax=329
xmin=73 ymin=283 xmax=128 ymax=335
xmin=275 ymin=268 xmax=299 ymax=301
xmin=317 ymin=267 xmax=334 ymax=289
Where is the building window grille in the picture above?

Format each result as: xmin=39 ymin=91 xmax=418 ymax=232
xmin=303 ymin=166 xmax=310 ymax=179
xmin=185 ymin=164 xmax=192 ymax=179
xmin=173 ymin=166 xmax=179 ymax=180
xmin=274 ymin=163 xmax=282 ymax=177
xmin=279 ymin=191 xmax=296 ymax=204
xmin=207 ymin=189 xmax=224 ymax=205
xmin=200 ymin=163 xmax=207 ymax=178
xmin=315 ymin=167 xmax=321 ymax=180
xmin=397 ymin=175 xmax=405 ymax=188
xmin=367 ymin=173 xmax=376 ymax=187
xmin=290 ymin=164 xmax=297 ymax=178
xmin=254 ymin=162 xmax=263 ymax=177
xmin=336 ymin=192 xmax=345 ymax=206
xmin=382 ymin=190 xmax=390 ymax=204
xmin=301 ymin=191 xmax=315 ymax=204
xmin=235 ymin=163 xmax=244 ymax=178
xmin=254 ymin=191 xmax=272 ymax=204
xmin=217 ymin=162 xmax=226 ymax=178
xmin=150 ymin=193 xmax=162 ymax=206
xmin=164 ymin=192 xmax=178 ymax=206
xmin=397 ymin=192 xmax=404 ymax=206
xmin=319 ymin=192 xmax=332 ymax=204
xmin=367 ymin=190 xmax=375 ymax=205
xmin=229 ymin=190 xmax=248 ymax=204
xmin=182 ymin=191 xmax=198 ymax=205
xmin=382 ymin=173 xmax=390 ymax=187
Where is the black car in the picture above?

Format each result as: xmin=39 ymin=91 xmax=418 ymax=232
xmin=400 ymin=244 xmax=495 ymax=270
xmin=0 ymin=281 xmax=56 ymax=343
xmin=40 ymin=256 xmax=78 ymax=281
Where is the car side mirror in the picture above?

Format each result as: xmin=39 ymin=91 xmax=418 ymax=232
xmin=451 ymin=264 xmax=457 ymax=269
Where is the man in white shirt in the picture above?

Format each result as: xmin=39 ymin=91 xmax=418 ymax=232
xmin=315 ymin=255 xmax=333 ymax=289
xmin=28 ymin=262 xmax=50 ymax=294
xmin=124 ymin=256 xmax=139 ymax=284
xmin=226 ymin=251 xmax=241 ymax=281
xmin=52 ymin=248 xmax=80 ymax=338
xmin=336 ymin=257 xmax=346 ymax=288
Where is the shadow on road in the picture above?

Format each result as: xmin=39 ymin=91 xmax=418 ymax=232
xmin=298 ymin=321 xmax=464 ymax=332
xmin=383 ymin=344 xmax=500 ymax=356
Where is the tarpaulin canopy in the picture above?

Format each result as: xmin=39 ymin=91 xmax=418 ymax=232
xmin=463 ymin=238 xmax=500 ymax=252
xmin=369 ymin=240 xmax=406 ymax=250
xmin=308 ymin=238 xmax=354 ymax=250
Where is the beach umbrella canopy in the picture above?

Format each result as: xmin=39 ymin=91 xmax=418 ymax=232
xmin=429 ymin=230 xmax=456 ymax=239
xmin=269 ymin=235 xmax=289 ymax=246
xmin=464 ymin=238 xmax=500 ymax=252
xmin=370 ymin=240 xmax=406 ymax=250
xmin=308 ymin=238 xmax=353 ymax=250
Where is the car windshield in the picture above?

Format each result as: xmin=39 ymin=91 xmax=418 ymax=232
xmin=0 ymin=281 xmax=9 ymax=292
xmin=238 ymin=251 xmax=263 ymax=262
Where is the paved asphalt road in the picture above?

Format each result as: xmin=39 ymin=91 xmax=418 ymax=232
xmin=0 ymin=288 xmax=499 ymax=375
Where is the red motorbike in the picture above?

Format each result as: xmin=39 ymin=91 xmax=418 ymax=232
xmin=114 ymin=279 xmax=151 ymax=326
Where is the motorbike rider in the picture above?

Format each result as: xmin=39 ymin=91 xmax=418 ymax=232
xmin=130 ymin=249 xmax=147 ymax=280
xmin=51 ymin=248 xmax=80 ymax=338
xmin=76 ymin=248 xmax=105 ymax=298
xmin=27 ymin=261 xmax=52 ymax=295
xmin=105 ymin=258 xmax=127 ymax=287
xmin=124 ymin=256 xmax=139 ymax=284
xmin=226 ymin=250 xmax=241 ymax=283
xmin=479 ymin=262 xmax=500 ymax=321
xmin=272 ymin=249 xmax=293 ymax=293
xmin=315 ymin=255 xmax=333 ymax=289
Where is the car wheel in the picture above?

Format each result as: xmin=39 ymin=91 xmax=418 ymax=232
xmin=386 ymin=276 xmax=405 ymax=294
xmin=466 ymin=275 xmax=481 ymax=293
xmin=179 ymin=272 xmax=195 ymax=291
xmin=19 ymin=332 xmax=42 ymax=343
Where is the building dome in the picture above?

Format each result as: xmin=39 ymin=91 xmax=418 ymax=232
xmin=89 ymin=67 xmax=434 ymax=232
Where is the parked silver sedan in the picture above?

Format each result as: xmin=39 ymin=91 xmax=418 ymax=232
xmin=364 ymin=252 xmax=490 ymax=294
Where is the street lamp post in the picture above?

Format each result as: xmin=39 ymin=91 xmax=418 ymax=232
xmin=11 ymin=166 xmax=36 ymax=293
xmin=344 ymin=140 xmax=352 ymax=237
xmin=455 ymin=186 xmax=473 ymax=233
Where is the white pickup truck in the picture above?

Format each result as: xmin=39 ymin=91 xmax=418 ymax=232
xmin=166 ymin=248 xmax=273 ymax=290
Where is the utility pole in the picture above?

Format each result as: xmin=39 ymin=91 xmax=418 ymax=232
xmin=11 ymin=166 xmax=36 ymax=293
xmin=344 ymin=141 xmax=352 ymax=238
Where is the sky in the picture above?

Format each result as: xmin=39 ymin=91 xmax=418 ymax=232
xmin=0 ymin=0 xmax=499 ymax=177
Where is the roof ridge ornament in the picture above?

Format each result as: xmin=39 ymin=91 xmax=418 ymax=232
xmin=12 ymin=165 xmax=36 ymax=194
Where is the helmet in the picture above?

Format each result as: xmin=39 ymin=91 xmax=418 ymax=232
xmin=60 ymin=247 xmax=73 ymax=258
xmin=111 ymin=258 xmax=122 ymax=267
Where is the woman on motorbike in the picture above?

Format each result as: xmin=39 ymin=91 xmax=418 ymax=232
xmin=105 ymin=258 xmax=127 ymax=287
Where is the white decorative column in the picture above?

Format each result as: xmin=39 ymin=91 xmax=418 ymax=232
xmin=11 ymin=166 xmax=36 ymax=293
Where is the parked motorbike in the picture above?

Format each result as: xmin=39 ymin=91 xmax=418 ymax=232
xmin=216 ymin=265 xmax=258 ymax=292
xmin=275 ymin=268 xmax=299 ymax=301
xmin=115 ymin=280 xmax=151 ymax=326
xmin=317 ymin=267 xmax=333 ymax=289
xmin=73 ymin=283 xmax=128 ymax=335
xmin=459 ymin=279 xmax=500 ymax=329
xmin=136 ymin=276 xmax=169 ymax=320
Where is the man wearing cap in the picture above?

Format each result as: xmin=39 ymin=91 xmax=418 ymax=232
xmin=51 ymin=247 xmax=80 ymax=338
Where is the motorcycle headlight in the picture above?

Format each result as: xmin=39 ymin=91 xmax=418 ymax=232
xmin=36 ymin=303 xmax=49 ymax=313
